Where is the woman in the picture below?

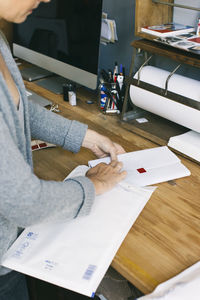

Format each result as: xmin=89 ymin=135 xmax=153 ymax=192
xmin=0 ymin=0 xmax=127 ymax=299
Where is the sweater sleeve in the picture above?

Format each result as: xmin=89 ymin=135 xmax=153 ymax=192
xmin=28 ymin=101 xmax=88 ymax=153
xmin=0 ymin=113 xmax=95 ymax=228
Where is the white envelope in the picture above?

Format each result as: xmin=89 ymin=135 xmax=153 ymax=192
xmin=168 ymin=130 xmax=200 ymax=162
xmin=2 ymin=166 xmax=156 ymax=297
xmin=88 ymin=146 xmax=191 ymax=187
xmin=139 ymin=261 xmax=200 ymax=300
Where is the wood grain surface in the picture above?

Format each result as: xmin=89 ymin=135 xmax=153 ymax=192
xmin=135 ymin=0 xmax=173 ymax=37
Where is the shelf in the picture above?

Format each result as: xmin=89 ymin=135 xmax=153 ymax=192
xmin=135 ymin=0 xmax=173 ymax=37
xmin=121 ymin=1 xmax=200 ymax=159
xmin=131 ymin=39 xmax=200 ymax=69
xmin=121 ymin=38 xmax=200 ymax=156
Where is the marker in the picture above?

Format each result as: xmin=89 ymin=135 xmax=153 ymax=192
xmin=114 ymin=74 xmax=117 ymax=83
xmin=100 ymin=84 xmax=108 ymax=110
xmin=113 ymin=62 xmax=118 ymax=81
xmin=117 ymin=74 xmax=124 ymax=90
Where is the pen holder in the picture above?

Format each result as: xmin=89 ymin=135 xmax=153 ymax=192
xmin=98 ymin=82 xmax=121 ymax=114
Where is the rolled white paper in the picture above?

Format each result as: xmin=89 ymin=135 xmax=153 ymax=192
xmin=130 ymin=66 xmax=200 ymax=133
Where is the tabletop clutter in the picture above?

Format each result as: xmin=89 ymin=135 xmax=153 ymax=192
xmin=99 ymin=62 xmax=126 ymax=114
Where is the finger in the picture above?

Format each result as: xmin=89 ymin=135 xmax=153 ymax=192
xmin=113 ymin=143 xmax=126 ymax=154
xmin=109 ymin=144 xmax=125 ymax=160
xmin=110 ymin=160 xmax=118 ymax=167
xmin=116 ymin=170 xmax=127 ymax=181
xmin=110 ymin=160 xmax=123 ymax=170
xmin=114 ymin=162 xmax=123 ymax=172
xmin=86 ymin=162 xmax=106 ymax=175
xmin=109 ymin=148 xmax=117 ymax=161
xmin=86 ymin=167 xmax=96 ymax=176
xmin=93 ymin=145 xmax=107 ymax=158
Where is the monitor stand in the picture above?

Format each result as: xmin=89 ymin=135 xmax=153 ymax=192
xmin=36 ymin=75 xmax=70 ymax=94
xmin=20 ymin=66 xmax=53 ymax=82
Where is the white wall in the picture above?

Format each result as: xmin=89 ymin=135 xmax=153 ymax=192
xmin=173 ymin=0 xmax=200 ymax=27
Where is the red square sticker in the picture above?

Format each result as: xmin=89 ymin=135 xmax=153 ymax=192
xmin=137 ymin=168 xmax=146 ymax=173
xmin=39 ymin=143 xmax=47 ymax=148
xmin=32 ymin=144 xmax=39 ymax=150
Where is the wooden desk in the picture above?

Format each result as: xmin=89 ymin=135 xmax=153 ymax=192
xmin=25 ymin=81 xmax=200 ymax=295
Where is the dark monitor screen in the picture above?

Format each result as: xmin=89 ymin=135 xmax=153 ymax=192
xmin=13 ymin=0 xmax=103 ymax=89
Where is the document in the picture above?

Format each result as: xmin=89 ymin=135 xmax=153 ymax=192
xmin=2 ymin=166 xmax=156 ymax=297
xmin=101 ymin=18 xmax=118 ymax=44
xmin=88 ymin=146 xmax=191 ymax=187
xmin=101 ymin=19 xmax=112 ymax=42
xmin=168 ymin=130 xmax=200 ymax=162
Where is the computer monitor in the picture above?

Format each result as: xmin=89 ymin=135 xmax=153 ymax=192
xmin=13 ymin=0 xmax=103 ymax=92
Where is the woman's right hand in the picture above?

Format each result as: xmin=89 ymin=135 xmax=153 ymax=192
xmin=86 ymin=161 xmax=127 ymax=195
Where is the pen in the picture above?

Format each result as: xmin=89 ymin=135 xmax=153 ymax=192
xmin=123 ymin=67 xmax=126 ymax=77
xmin=108 ymin=69 xmax=113 ymax=83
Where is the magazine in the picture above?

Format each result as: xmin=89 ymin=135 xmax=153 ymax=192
xmin=187 ymin=36 xmax=200 ymax=54
xmin=154 ymin=32 xmax=200 ymax=55
xmin=141 ymin=23 xmax=195 ymax=37
xmin=188 ymin=36 xmax=200 ymax=44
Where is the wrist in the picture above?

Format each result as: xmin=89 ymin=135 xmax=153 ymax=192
xmin=82 ymin=129 xmax=99 ymax=150
xmin=86 ymin=175 xmax=102 ymax=195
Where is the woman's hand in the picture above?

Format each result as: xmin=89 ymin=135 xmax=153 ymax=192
xmin=82 ymin=129 xmax=126 ymax=160
xmin=86 ymin=160 xmax=127 ymax=195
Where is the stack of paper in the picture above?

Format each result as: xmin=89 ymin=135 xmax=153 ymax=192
xmin=88 ymin=146 xmax=191 ymax=187
xmin=2 ymin=166 xmax=156 ymax=298
xmin=168 ymin=130 xmax=200 ymax=162
xmin=141 ymin=23 xmax=194 ymax=37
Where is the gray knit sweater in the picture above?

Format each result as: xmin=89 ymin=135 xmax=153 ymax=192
xmin=0 ymin=34 xmax=95 ymax=275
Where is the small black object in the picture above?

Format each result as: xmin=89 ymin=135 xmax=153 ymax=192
xmin=63 ymin=83 xmax=75 ymax=101
xmin=62 ymin=83 xmax=70 ymax=101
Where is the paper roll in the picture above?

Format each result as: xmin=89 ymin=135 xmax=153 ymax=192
xmin=130 ymin=66 xmax=200 ymax=133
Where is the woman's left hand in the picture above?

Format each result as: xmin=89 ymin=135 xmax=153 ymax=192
xmin=82 ymin=129 xmax=126 ymax=160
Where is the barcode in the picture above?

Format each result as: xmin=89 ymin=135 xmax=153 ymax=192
xmin=82 ymin=264 xmax=97 ymax=280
